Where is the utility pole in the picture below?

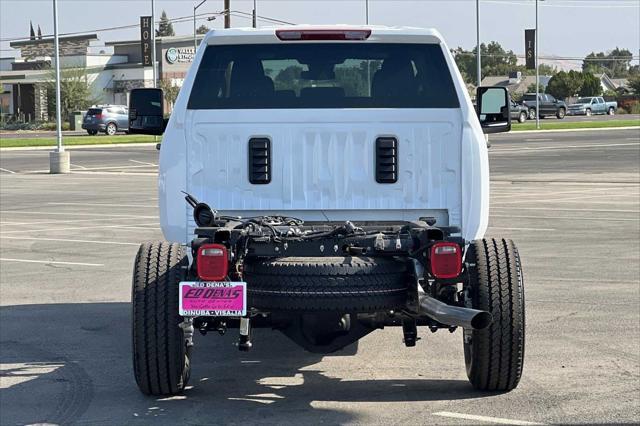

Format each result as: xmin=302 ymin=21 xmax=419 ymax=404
xmin=476 ymin=0 xmax=481 ymax=89
xmin=194 ymin=0 xmax=207 ymax=52
xmin=49 ymin=0 xmax=69 ymax=173
xmin=224 ymin=0 xmax=230 ymax=28
xmin=252 ymin=0 xmax=257 ymax=28
xmin=151 ymin=0 xmax=157 ymax=88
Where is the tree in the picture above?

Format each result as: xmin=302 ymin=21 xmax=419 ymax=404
xmin=526 ymin=83 xmax=545 ymax=94
xmin=159 ymin=79 xmax=181 ymax=110
xmin=579 ymin=72 xmax=602 ymax=97
xmin=582 ymin=48 xmax=634 ymax=78
xmin=452 ymin=41 xmax=520 ymax=84
xmin=157 ymin=10 xmax=175 ymax=37
xmin=629 ymin=75 xmax=640 ymax=95
xmin=37 ymin=25 xmax=42 ymax=40
xmin=196 ymin=24 xmax=209 ymax=35
xmin=29 ymin=21 xmax=36 ymax=40
xmin=546 ymin=71 xmax=583 ymax=99
xmin=45 ymin=67 xmax=101 ymax=120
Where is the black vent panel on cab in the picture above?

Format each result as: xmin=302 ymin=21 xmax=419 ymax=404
xmin=249 ymin=138 xmax=271 ymax=184
xmin=375 ymin=137 xmax=398 ymax=183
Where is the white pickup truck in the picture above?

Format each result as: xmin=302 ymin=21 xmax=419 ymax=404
xmin=128 ymin=26 xmax=525 ymax=396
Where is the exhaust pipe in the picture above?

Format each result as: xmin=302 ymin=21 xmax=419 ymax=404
xmin=419 ymin=295 xmax=493 ymax=330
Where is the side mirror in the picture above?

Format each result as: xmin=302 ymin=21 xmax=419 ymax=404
xmin=476 ymin=86 xmax=511 ymax=134
xmin=128 ymin=88 xmax=165 ymax=135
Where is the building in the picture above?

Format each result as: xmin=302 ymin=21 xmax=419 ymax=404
xmin=0 ymin=33 xmax=203 ymax=122
xmin=480 ymin=72 xmax=552 ymax=96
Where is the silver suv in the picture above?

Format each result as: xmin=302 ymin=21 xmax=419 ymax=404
xmin=82 ymin=105 xmax=129 ymax=135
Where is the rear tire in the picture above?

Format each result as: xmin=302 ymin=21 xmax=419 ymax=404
xmin=556 ymin=108 xmax=566 ymax=119
xmin=463 ymin=238 xmax=525 ymax=392
xmin=132 ymin=241 xmax=191 ymax=396
xmin=608 ymin=107 xmax=615 ymax=116
xmin=244 ymin=256 xmax=408 ymax=311
xmin=87 ymin=129 xmax=98 ymax=136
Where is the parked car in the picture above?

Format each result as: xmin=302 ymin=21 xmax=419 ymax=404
xmin=567 ymin=97 xmax=617 ymax=116
xmin=81 ymin=105 xmax=129 ymax=135
xmin=510 ymin=100 xmax=528 ymax=123
xmin=521 ymin=93 xmax=567 ymax=119
xmin=127 ymin=26 xmax=525 ymax=396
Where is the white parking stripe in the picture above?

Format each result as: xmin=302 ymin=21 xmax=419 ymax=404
xmin=0 ymin=167 xmax=16 ymax=174
xmin=129 ymin=159 xmax=158 ymax=166
xmin=524 ymin=138 xmax=553 ymax=142
xmin=489 ymin=227 xmax=556 ymax=231
xmin=47 ymin=202 xmax=152 ymax=208
xmin=490 ymin=142 xmax=640 ymax=153
xmin=491 ymin=207 xmax=640 ymax=213
xmin=491 ymin=214 xmax=639 ymax=222
xmin=0 ymin=210 xmax=156 ymax=219
xmin=0 ymin=258 xmax=103 ymax=267
xmin=0 ymin=236 xmax=139 ymax=246
xmin=0 ymin=224 xmax=159 ymax=234
xmin=432 ymin=411 xmax=544 ymax=425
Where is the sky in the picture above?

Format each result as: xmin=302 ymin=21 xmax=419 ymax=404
xmin=1 ymin=0 xmax=639 ymax=70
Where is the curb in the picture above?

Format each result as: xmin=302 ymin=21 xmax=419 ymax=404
xmin=0 ymin=142 xmax=158 ymax=151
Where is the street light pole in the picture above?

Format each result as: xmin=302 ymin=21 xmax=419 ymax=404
xmin=535 ymin=0 xmax=540 ymax=129
xmin=151 ymin=0 xmax=157 ymax=88
xmin=476 ymin=0 xmax=481 ymax=88
xmin=49 ymin=0 xmax=69 ymax=173
xmin=194 ymin=0 xmax=207 ymax=52
xmin=366 ymin=0 xmax=369 ymax=24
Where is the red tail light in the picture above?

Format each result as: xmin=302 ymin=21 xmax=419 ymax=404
xmin=197 ymin=244 xmax=228 ymax=281
xmin=94 ymin=114 xmax=102 ymax=119
xmin=430 ymin=242 xmax=462 ymax=279
xmin=276 ymin=29 xmax=371 ymax=41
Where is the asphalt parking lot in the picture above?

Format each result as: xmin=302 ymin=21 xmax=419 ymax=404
xmin=0 ymin=128 xmax=639 ymax=425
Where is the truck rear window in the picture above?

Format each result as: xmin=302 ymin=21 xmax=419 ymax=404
xmin=188 ymin=43 xmax=459 ymax=109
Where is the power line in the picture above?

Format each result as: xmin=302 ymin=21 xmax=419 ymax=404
xmin=0 ymin=9 xmax=294 ymax=44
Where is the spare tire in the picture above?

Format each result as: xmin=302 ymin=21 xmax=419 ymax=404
xmin=244 ymin=256 xmax=408 ymax=312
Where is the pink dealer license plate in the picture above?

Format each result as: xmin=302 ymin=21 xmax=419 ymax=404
xmin=179 ymin=282 xmax=246 ymax=317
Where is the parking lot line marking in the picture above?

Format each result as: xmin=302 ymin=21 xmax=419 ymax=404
xmin=432 ymin=411 xmax=544 ymax=425
xmin=70 ymin=163 xmax=87 ymax=170
xmin=0 ymin=210 xmax=157 ymax=219
xmin=491 ymin=214 xmax=639 ymax=222
xmin=490 ymin=186 xmax=616 ymax=199
xmin=491 ymin=207 xmax=640 ymax=213
xmin=489 ymin=227 xmax=556 ymax=231
xmin=0 ymin=236 xmax=140 ymax=246
xmin=129 ymin=159 xmax=158 ymax=166
xmin=0 ymin=224 xmax=159 ymax=234
xmin=27 ymin=164 xmax=157 ymax=173
xmin=70 ymin=171 xmax=158 ymax=176
xmin=0 ymin=167 xmax=16 ymax=174
xmin=0 ymin=216 xmax=159 ymax=226
xmin=490 ymin=142 xmax=640 ymax=153
xmin=46 ymin=202 xmax=153 ymax=208
xmin=524 ymin=138 xmax=553 ymax=142
xmin=0 ymin=258 xmax=103 ymax=267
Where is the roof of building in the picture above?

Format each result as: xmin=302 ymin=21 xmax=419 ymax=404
xmin=106 ymin=34 xmax=204 ymax=46
xmin=10 ymin=34 xmax=98 ymax=48
xmin=480 ymin=74 xmax=552 ymax=94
